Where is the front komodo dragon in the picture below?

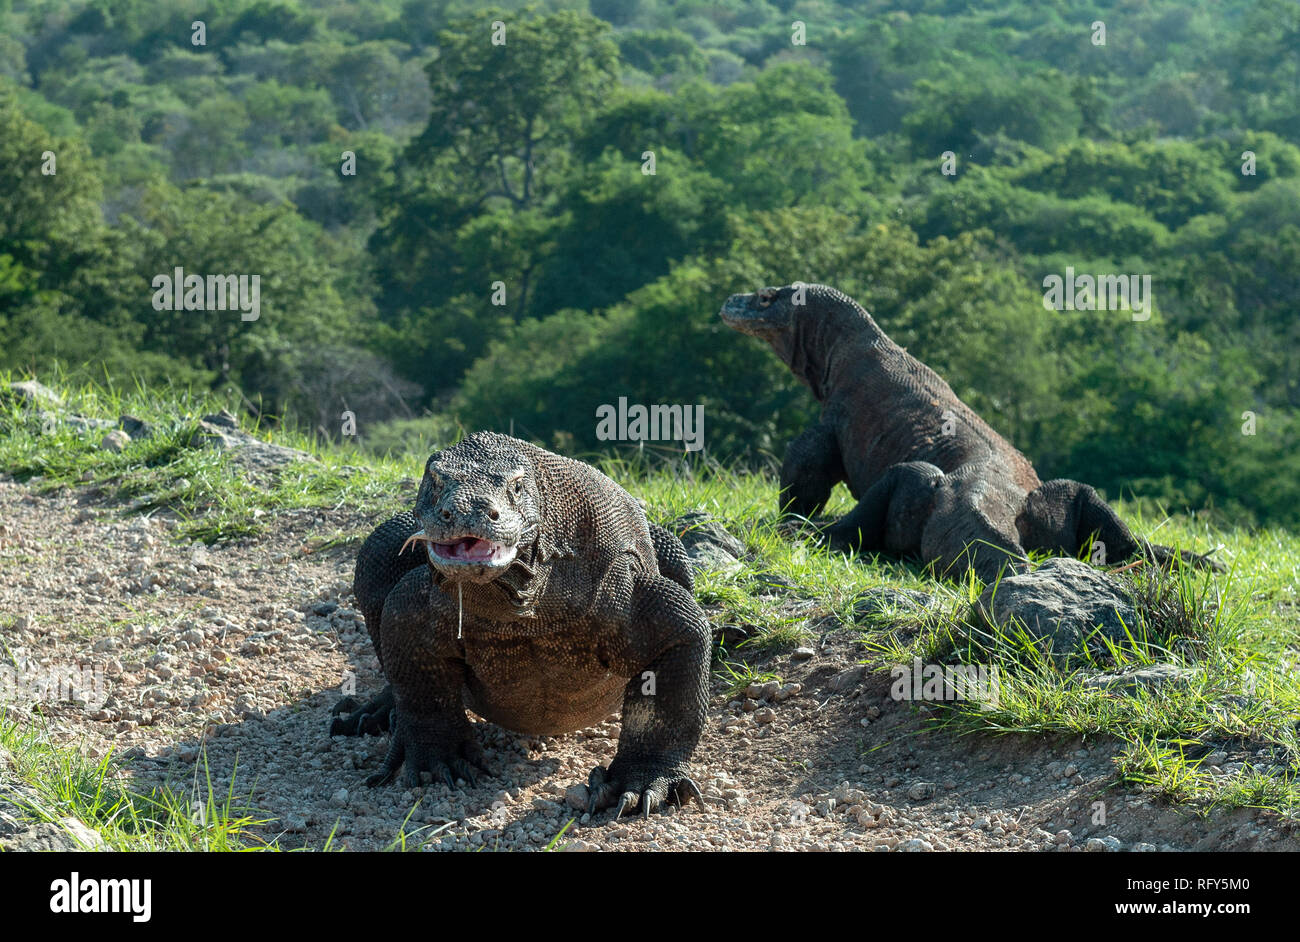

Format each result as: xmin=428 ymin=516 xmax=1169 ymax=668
xmin=721 ymin=283 xmax=1220 ymax=582
xmin=330 ymin=431 xmax=710 ymax=818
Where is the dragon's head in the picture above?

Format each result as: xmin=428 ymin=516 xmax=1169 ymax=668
xmin=720 ymin=283 xmax=868 ymax=394
xmin=721 ymin=282 xmax=838 ymax=364
xmin=406 ymin=432 xmax=542 ymax=586
xmin=719 ymin=284 xmax=799 ymax=340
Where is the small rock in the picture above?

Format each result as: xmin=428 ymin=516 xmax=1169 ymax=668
xmin=100 ymin=430 xmax=131 ymax=453
xmin=1085 ymin=836 xmax=1123 ymax=852
xmin=896 ymin=838 xmax=934 ymax=852
xmin=119 ymin=414 xmax=154 ymax=440
xmin=906 ymin=782 xmax=937 ymax=802
xmin=971 ymin=557 xmax=1138 ymax=659
xmin=564 ymin=784 xmax=589 ymax=811
xmin=3 ymin=379 xmax=63 ymax=410
xmin=792 ymin=646 xmax=815 ymax=661
xmin=330 ymin=788 xmax=349 ymax=808
xmin=828 ymin=666 xmax=866 ymax=693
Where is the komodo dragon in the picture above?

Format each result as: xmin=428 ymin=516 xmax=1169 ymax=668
xmin=720 ymin=282 xmax=1219 ymax=583
xmin=330 ymin=431 xmax=710 ymax=817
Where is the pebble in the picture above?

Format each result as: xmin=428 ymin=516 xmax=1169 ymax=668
xmin=564 ymin=784 xmax=589 ymax=811
xmin=1085 ymin=836 xmax=1123 ymax=852
xmin=897 ymin=838 xmax=934 ymax=852
xmin=100 ymin=430 xmax=131 ymax=453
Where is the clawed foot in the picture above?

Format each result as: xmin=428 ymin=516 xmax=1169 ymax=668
xmin=1141 ymin=541 xmax=1226 ymax=573
xmin=329 ymin=686 xmax=395 ymax=736
xmin=365 ymin=717 xmax=489 ymax=789
xmin=586 ymin=761 xmax=706 ymax=819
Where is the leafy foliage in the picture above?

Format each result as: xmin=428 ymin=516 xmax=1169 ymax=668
xmin=1 ymin=0 xmax=1298 ymax=525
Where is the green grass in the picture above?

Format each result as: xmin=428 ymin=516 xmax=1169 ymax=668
xmin=0 ymin=715 xmax=273 ymax=850
xmin=2 ymin=373 xmax=1299 ymax=843
xmin=0 ymin=370 xmax=414 ymax=545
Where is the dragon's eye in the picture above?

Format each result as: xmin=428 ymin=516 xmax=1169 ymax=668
xmin=512 ymin=477 xmax=525 ymax=495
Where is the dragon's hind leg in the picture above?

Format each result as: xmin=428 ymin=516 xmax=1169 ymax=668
xmin=827 ymin=462 xmax=1031 ymax=583
xmin=825 ymin=461 xmax=944 ymax=556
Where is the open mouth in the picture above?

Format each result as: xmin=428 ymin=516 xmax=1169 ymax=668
xmin=401 ymin=530 xmax=517 ymax=569
xmin=430 ymin=536 xmax=515 ymax=564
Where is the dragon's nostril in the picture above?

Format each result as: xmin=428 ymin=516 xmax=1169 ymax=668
xmin=488 ymin=508 xmax=500 ymax=521
xmin=441 ymin=509 xmax=452 ymax=521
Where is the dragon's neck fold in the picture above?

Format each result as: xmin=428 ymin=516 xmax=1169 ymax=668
xmin=793 ymin=289 xmax=892 ymax=400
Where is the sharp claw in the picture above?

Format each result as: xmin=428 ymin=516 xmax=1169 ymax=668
xmin=684 ymin=779 xmax=706 ymax=812
xmin=642 ymin=796 xmax=652 ymax=819
xmin=366 ymin=768 xmax=393 ymax=787
xmin=442 ymin=767 xmax=456 ymax=789
xmin=614 ymin=794 xmax=634 ymax=819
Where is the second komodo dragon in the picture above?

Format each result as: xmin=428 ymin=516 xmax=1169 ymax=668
xmin=330 ymin=431 xmax=711 ymax=818
xmin=721 ymin=282 xmax=1220 ymax=582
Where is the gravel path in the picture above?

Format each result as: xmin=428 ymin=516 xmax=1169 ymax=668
xmin=1 ymin=475 xmax=1295 ymax=851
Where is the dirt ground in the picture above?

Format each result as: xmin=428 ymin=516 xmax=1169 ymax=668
xmin=1 ymin=474 xmax=1295 ymax=851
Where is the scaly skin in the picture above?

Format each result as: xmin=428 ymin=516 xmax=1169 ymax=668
xmin=331 ymin=432 xmax=710 ymax=818
xmin=721 ymin=283 xmax=1221 ymax=581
